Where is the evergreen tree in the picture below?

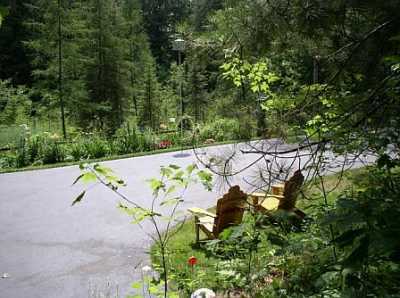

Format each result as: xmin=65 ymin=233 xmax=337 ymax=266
xmin=138 ymin=54 xmax=161 ymax=130
xmin=186 ymin=49 xmax=208 ymax=122
xmin=84 ymin=0 xmax=130 ymax=133
xmin=122 ymin=0 xmax=149 ymax=119
xmin=191 ymin=0 xmax=223 ymax=32
xmin=26 ymin=0 xmax=75 ymax=137
xmin=0 ymin=0 xmax=35 ymax=85
xmin=140 ymin=0 xmax=191 ymax=73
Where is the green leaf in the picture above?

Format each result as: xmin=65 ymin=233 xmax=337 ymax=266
xmin=343 ymin=235 xmax=370 ymax=269
xmin=383 ymin=55 xmax=400 ymax=64
xmin=197 ymin=170 xmax=213 ymax=190
xmin=148 ymin=178 xmax=164 ymax=193
xmin=81 ymin=172 xmax=97 ymax=184
xmin=71 ymin=191 xmax=86 ymax=206
xmin=131 ymin=282 xmax=142 ymax=289
xmin=93 ymin=164 xmax=114 ymax=176
xmin=186 ymin=164 xmax=197 ymax=174
xmin=118 ymin=203 xmax=128 ymax=210
xmin=116 ymin=179 xmax=126 ymax=186
xmin=160 ymin=197 xmax=183 ymax=206
xmin=165 ymin=185 xmax=176 ymax=195
xmin=173 ymin=170 xmax=184 ymax=181
xmin=160 ymin=166 xmax=173 ymax=178
xmin=72 ymin=174 xmax=84 ymax=185
xmin=121 ymin=205 xmax=161 ymax=224
xmin=169 ymin=164 xmax=180 ymax=170
xmin=268 ymin=232 xmax=288 ymax=247
xmin=0 ymin=6 xmax=8 ymax=27
xmin=333 ymin=228 xmax=365 ymax=248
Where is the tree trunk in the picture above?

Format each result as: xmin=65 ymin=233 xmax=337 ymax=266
xmin=10 ymin=0 xmax=16 ymax=12
xmin=58 ymin=0 xmax=67 ymax=139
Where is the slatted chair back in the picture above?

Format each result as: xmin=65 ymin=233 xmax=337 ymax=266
xmin=278 ymin=170 xmax=304 ymax=211
xmin=213 ymin=186 xmax=247 ymax=237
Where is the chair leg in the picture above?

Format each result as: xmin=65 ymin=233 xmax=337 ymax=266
xmin=194 ymin=216 xmax=200 ymax=243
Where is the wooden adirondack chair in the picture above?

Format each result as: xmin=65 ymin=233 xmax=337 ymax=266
xmin=188 ymin=185 xmax=247 ymax=243
xmin=250 ymin=170 xmax=306 ymax=219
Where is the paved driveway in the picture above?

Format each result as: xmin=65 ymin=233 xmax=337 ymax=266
xmin=0 ymin=140 xmax=374 ymax=298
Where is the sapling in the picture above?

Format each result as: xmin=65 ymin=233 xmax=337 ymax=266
xmin=72 ymin=162 xmax=212 ymax=298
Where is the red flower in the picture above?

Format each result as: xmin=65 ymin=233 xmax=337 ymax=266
xmin=188 ymin=256 xmax=197 ymax=266
xmin=158 ymin=140 xmax=172 ymax=149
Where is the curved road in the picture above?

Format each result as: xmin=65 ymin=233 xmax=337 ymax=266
xmin=0 ymin=140 xmax=374 ymax=298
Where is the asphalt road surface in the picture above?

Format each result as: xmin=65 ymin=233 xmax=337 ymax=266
xmin=0 ymin=140 xmax=374 ymax=298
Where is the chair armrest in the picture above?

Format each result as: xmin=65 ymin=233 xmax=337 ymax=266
xmin=249 ymin=192 xmax=266 ymax=206
xmin=188 ymin=207 xmax=217 ymax=218
xmin=249 ymin=192 xmax=266 ymax=198
xmin=265 ymin=194 xmax=284 ymax=200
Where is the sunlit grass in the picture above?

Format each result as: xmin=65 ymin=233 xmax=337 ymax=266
xmin=150 ymin=167 xmax=368 ymax=293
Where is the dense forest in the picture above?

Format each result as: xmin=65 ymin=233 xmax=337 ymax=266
xmin=0 ymin=0 xmax=254 ymax=137
xmin=1 ymin=0 xmax=398 ymax=153
xmin=1 ymin=0 xmax=400 ymax=297
xmin=1 ymin=0 xmax=399 ymax=138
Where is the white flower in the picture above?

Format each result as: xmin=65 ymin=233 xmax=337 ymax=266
xmin=2 ymin=273 xmax=10 ymax=279
xmin=19 ymin=124 xmax=29 ymax=131
xmin=191 ymin=288 xmax=216 ymax=298
xmin=141 ymin=265 xmax=152 ymax=274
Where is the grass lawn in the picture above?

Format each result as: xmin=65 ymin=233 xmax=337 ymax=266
xmin=150 ymin=167 xmax=367 ymax=294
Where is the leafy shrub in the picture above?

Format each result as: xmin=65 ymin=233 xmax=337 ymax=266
xmin=16 ymin=148 xmax=29 ymax=167
xmin=84 ymin=137 xmax=109 ymax=159
xmin=0 ymin=124 xmax=25 ymax=148
xmin=199 ymin=118 xmax=240 ymax=142
xmin=112 ymin=122 xmax=140 ymax=154
xmin=40 ymin=141 xmax=66 ymax=164
xmin=27 ymin=135 xmax=41 ymax=163
xmin=137 ymin=128 xmax=155 ymax=151
xmin=0 ymin=80 xmax=31 ymax=126
xmin=237 ymin=114 xmax=256 ymax=140
xmin=0 ymin=153 xmax=16 ymax=169
xmin=177 ymin=115 xmax=194 ymax=131
xmin=69 ymin=142 xmax=86 ymax=161
xmin=320 ymin=163 xmax=400 ymax=296
xmin=15 ymin=136 xmax=30 ymax=167
xmin=158 ymin=132 xmax=177 ymax=147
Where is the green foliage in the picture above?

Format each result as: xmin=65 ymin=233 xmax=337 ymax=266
xmin=321 ymin=165 xmax=400 ymax=296
xmin=129 ymin=276 xmax=180 ymax=298
xmin=69 ymin=142 xmax=86 ymax=162
xmin=199 ymin=118 xmax=240 ymax=141
xmin=154 ymin=167 xmax=400 ymax=297
xmin=0 ymin=6 xmax=8 ymax=27
xmin=0 ymin=80 xmax=31 ymax=125
xmin=221 ymin=58 xmax=279 ymax=95
xmin=72 ymin=162 xmax=213 ymax=297
xmin=0 ymin=123 xmax=255 ymax=170
xmin=83 ymin=137 xmax=109 ymax=159
xmin=140 ymin=128 xmax=156 ymax=152
xmin=39 ymin=138 xmax=66 ymax=164
xmin=112 ymin=121 xmax=140 ymax=154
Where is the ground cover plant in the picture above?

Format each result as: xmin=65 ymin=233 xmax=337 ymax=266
xmin=150 ymin=165 xmax=400 ymax=297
